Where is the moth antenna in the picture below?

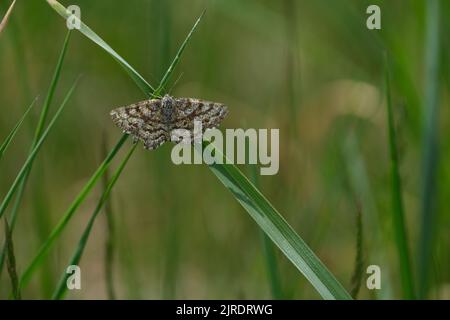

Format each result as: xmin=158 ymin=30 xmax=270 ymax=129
xmin=168 ymin=72 xmax=184 ymax=96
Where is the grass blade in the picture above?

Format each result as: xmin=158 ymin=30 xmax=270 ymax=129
xmin=3 ymin=218 xmax=20 ymax=299
xmin=349 ymin=201 xmax=364 ymax=299
xmin=8 ymin=30 xmax=71 ymax=229
xmin=21 ymin=9 xmax=205 ymax=291
xmin=14 ymin=32 xmax=72 ymax=293
xmin=283 ymin=0 xmax=301 ymax=137
xmin=34 ymin=31 xmax=72 ymax=142
xmin=385 ymin=55 xmax=415 ymax=299
xmin=101 ymin=137 xmax=117 ymax=300
xmin=418 ymin=0 xmax=442 ymax=299
xmin=0 ymin=79 xmax=79 ymax=220
xmin=153 ymin=9 xmax=206 ymax=96
xmin=52 ymin=143 xmax=137 ymax=300
xmin=0 ymin=0 xmax=16 ymax=36
xmin=0 ymin=97 xmax=37 ymax=160
xmin=46 ymin=0 xmax=154 ymax=95
xmin=250 ymin=165 xmax=284 ymax=299
xmin=260 ymin=226 xmax=284 ymax=299
xmin=0 ymin=32 xmax=71 ymax=275
xmin=206 ymin=142 xmax=351 ymax=300
xmin=155 ymin=11 xmax=205 ymax=299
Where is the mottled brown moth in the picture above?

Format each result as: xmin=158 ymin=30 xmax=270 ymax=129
xmin=110 ymin=95 xmax=228 ymax=150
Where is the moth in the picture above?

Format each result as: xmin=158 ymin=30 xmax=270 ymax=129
xmin=110 ymin=94 xmax=228 ymax=150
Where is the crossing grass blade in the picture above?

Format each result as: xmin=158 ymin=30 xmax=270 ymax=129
xmin=0 ymin=97 xmax=37 ymax=160
xmin=18 ymin=133 xmax=128 ymax=289
xmin=51 ymin=143 xmax=137 ymax=300
xmin=44 ymin=3 xmax=351 ymax=299
xmin=0 ymin=32 xmax=71 ymax=276
xmin=35 ymin=31 xmax=72 ymax=142
xmin=19 ymin=8 xmax=205 ymax=291
xmin=7 ymin=30 xmax=71 ymax=230
xmin=46 ymin=0 xmax=154 ymax=95
xmin=153 ymin=9 xmax=206 ymax=96
xmin=0 ymin=79 xmax=79 ymax=220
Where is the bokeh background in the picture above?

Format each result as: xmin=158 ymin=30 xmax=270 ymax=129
xmin=0 ymin=0 xmax=449 ymax=299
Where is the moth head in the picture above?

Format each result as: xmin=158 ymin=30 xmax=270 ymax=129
xmin=161 ymin=94 xmax=175 ymax=120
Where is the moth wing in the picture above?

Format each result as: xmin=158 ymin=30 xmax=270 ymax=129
xmin=110 ymin=99 xmax=169 ymax=150
xmin=174 ymin=98 xmax=228 ymax=132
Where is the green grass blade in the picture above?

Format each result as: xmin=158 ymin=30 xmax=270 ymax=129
xmin=21 ymin=8 xmax=205 ymax=292
xmin=0 ymin=97 xmax=37 ymax=160
xmin=7 ymin=30 xmax=71 ymax=230
xmin=385 ymin=55 xmax=415 ymax=299
xmin=349 ymin=202 xmax=364 ymax=299
xmin=153 ymin=9 xmax=206 ymax=96
xmin=250 ymin=165 xmax=284 ymax=299
xmin=418 ymin=0 xmax=442 ymax=299
xmin=0 ymin=79 xmax=79 ymax=220
xmin=5 ymin=33 xmax=71 ymax=285
xmin=283 ymin=0 xmax=301 ymax=137
xmin=0 ymin=0 xmax=16 ymax=36
xmin=18 ymin=134 xmax=128 ymax=289
xmin=34 ymin=31 xmax=72 ymax=141
xmin=206 ymin=142 xmax=351 ymax=300
xmin=3 ymin=218 xmax=20 ymax=300
xmin=46 ymin=0 xmax=154 ymax=95
xmin=101 ymin=137 xmax=117 ymax=300
xmin=155 ymin=10 xmax=205 ymax=299
xmin=52 ymin=143 xmax=137 ymax=300
xmin=0 ymin=32 xmax=71 ymax=275
xmin=260 ymin=227 xmax=284 ymax=299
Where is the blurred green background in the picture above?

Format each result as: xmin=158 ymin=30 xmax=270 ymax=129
xmin=0 ymin=0 xmax=449 ymax=299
